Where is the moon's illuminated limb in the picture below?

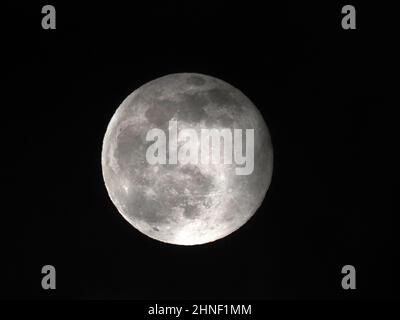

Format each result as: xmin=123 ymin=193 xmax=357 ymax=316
xmin=101 ymin=73 xmax=273 ymax=245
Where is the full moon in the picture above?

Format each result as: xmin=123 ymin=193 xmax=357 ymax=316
xmin=102 ymin=73 xmax=273 ymax=245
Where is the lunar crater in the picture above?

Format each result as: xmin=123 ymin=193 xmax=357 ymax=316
xmin=102 ymin=73 xmax=273 ymax=245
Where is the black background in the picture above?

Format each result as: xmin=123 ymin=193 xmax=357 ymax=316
xmin=1 ymin=1 xmax=394 ymax=300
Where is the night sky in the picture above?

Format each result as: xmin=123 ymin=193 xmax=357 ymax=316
xmin=2 ymin=1 xmax=394 ymax=300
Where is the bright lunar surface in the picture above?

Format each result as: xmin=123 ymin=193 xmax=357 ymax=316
xmin=102 ymin=73 xmax=273 ymax=245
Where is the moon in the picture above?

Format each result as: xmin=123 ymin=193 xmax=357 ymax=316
xmin=102 ymin=73 xmax=273 ymax=245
